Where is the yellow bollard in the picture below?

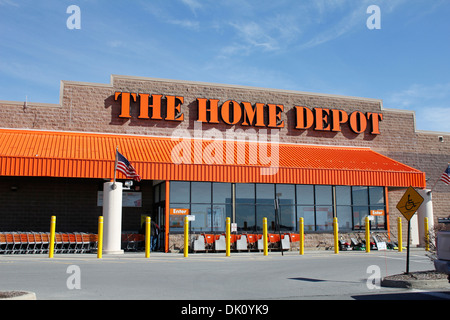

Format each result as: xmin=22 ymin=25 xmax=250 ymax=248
xmin=299 ymin=217 xmax=304 ymax=255
xmin=226 ymin=217 xmax=231 ymax=257
xmin=184 ymin=215 xmax=189 ymax=258
xmin=333 ymin=217 xmax=339 ymax=254
xmin=398 ymin=217 xmax=402 ymax=252
xmin=424 ymin=217 xmax=429 ymax=251
xmin=49 ymin=216 xmax=56 ymax=258
xmin=145 ymin=216 xmax=151 ymax=258
xmin=97 ymin=216 xmax=103 ymax=259
xmin=263 ymin=217 xmax=268 ymax=256
xmin=365 ymin=216 xmax=370 ymax=253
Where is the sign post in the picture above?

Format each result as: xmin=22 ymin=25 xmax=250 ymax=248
xmin=396 ymin=186 xmax=424 ymax=274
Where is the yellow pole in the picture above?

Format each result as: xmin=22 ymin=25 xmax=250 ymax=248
xmin=299 ymin=217 xmax=304 ymax=255
xmin=49 ymin=216 xmax=56 ymax=258
xmin=145 ymin=216 xmax=151 ymax=258
xmin=398 ymin=217 xmax=403 ymax=252
xmin=263 ymin=217 xmax=268 ymax=256
xmin=333 ymin=217 xmax=339 ymax=254
xmin=226 ymin=217 xmax=231 ymax=257
xmin=424 ymin=217 xmax=429 ymax=251
xmin=97 ymin=216 xmax=103 ymax=259
xmin=184 ymin=215 xmax=189 ymax=258
xmin=365 ymin=216 xmax=370 ymax=253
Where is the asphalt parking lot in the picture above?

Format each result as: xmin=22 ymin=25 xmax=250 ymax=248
xmin=1 ymin=248 xmax=449 ymax=303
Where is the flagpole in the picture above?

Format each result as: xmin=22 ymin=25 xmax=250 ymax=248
xmin=430 ymin=162 xmax=450 ymax=192
xmin=430 ymin=179 xmax=438 ymax=193
xmin=113 ymin=146 xmax=119 ymax=189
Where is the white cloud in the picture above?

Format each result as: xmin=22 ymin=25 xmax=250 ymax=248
xmin=169 ymin=19 xmax=199 ymax=30
xmin=229 ymin=21 xmax=279 ymax=52
xmin=216 ymin=1 xmax=400 ymax=56
xmin=0 ymin=60 xmax=58 ymax=88
xmin=298 ymin=0 xmax=411 ymax=49
xmin=181 ymin=0 xmax=202 ymax=14
xmin=0 ymin=0 xmax=19 ymax=7
xmin=420 ymin=106 xmax=450 ymax=132
xmin=300 ymin=21 xmax=354 ymax=49
xmin=141 ymin=1 xmax=200 ymax=31
xmin=388 ymin=83 xmax=450 ymax=108
xmin=107 ymin=40 xmax=125 ymax=48
xmin=386 ymin=83 xmax=450 ymax=132
xmin=220 ymin=10 xmax=305 ymax=57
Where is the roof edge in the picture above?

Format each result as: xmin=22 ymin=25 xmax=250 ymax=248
xmin=111 ymin=74 xmax=384 ymax=104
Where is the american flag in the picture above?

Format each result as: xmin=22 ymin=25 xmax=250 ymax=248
xmin=440 ymin=164 xmax=450 ymax=185
xmin=116 ymin=151 xmax=141 ymax=182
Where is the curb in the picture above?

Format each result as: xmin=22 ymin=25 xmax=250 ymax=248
xmin=381 ymin=278 xmax=449 ymax=290
xmin=0 ymin=291 xmax=37 ymax=300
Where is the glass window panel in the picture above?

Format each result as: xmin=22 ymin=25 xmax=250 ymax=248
xmin=213 ymin=183 xmax=231 ymax=203
xmin=369 ymin=187 xmax=384 ymax=205
xmin=170 ymin=181 xmax=190 ymax=203
xmin=236 ymin=183 xmax=255 ymax=204
xmin=236 ymin=204 xmax=255 ymax=232
xmin=190 ymin=204 xmax=211 ymax=232
xmin=315 ymin=185 xmax=332 ymax=205
xmin=352 ymin=186 xmax=368 ymax=205
xmin=315 ymin=206 xmax=333 ymax=231
xmin=276 ymin=184 xmax=295 ymax=205
xmin=256 ymin=184 xmax=274 ymax=204
xmin=279 ymin=205 xmax=295 ymax=231
xmin=370 ymin=205 xmax=386 ymax=230
xmin=256 ymin=204 xmax=275 ymax=231
xmin=296 ymin=185 xmax=314 ymax=205
xmin=206 ymin=204 xmax=231 ymax=232
xmin=191 ymin=182 xmax=211 ymax=203
xmin=353 ymin=206 xmax=369 ymax=230
xmin=336 ymin=206 xmax=353 ymax=231
xmin=154 ymin=184 xmax=160 ymax=203
xmin=169 ymin=204 xmax=190 ymax=233
xmin=297 ymin=206 xmax=315 ymax=231
xmin=336 ymin=186 xmax=351 ymax=205
xmin=373 ymin=215 xmax=385 ymax=230
xmin=216 ymin=204 xmax=232 ymax=230
xmin=160 ymin=182 xmax=165 ymax=201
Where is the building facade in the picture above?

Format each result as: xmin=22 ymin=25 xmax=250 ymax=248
xmin=0 ymin=75 xmax=449 ymax=252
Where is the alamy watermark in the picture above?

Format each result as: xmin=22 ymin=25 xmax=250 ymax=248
xmin=170 ymin=121 xmax=280 ymax=176
xmin=366 ymin=265 xmax=381 ymax=289
xmin=366 ymin=5 xmax=381 ymax=30
xmin=66 ymin=265 xmax=81 ymax=290
xmin=66 ymin=5 xmax=81 ymax=30
xmin=65 ymin=5 xmax=380 ymax=31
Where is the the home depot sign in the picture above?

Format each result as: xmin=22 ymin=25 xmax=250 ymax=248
xmin=114 ymin=92 xmax=383 ymax=135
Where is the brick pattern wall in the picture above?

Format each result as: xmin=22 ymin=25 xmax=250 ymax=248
xmin=0 ymin=177 xmax=153 ymax=233
xmin=0 ymin=75 xmax=449 ymax=245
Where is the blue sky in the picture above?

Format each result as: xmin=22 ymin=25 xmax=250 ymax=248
xmin=0 ymin=0 xmax=449 ymax=132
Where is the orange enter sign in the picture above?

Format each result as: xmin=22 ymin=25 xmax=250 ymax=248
xmin=170 ymin=208 xmax=190 ymax=215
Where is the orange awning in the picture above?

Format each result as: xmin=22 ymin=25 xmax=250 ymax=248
xmin=0 ymin=129 xmax=425 ymax=187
